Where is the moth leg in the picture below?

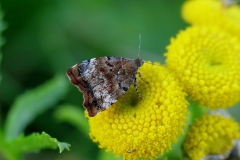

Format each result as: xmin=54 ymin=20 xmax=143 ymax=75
xmin=137 ymin=72 xmax=148 ymax=84
xmin=134 ymin=77 xmax=142 ymax=99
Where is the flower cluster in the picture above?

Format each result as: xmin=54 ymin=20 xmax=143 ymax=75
xmin=87 ymin=62 xmax=188 ymax=160
xmin=182 ymin=0 xmax=240 ymax=38
xmin=84 ymin=0 xmax=240 ymax=159
xmin=184 ymin=112 xmax=240 ymax=160
xmin=165 ymin=25 xmax=240 ymax=109
xmin=170 ymin=0 xmax=240 ymax=159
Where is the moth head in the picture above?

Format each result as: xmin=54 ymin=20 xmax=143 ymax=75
xmin=135 ymin=58 xmax=144 ymax=67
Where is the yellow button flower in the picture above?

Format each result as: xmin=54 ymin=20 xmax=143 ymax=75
xmin=165 ymin=26 xmax=240 ymax=109
xmin=182 ymin=0 xmax=240 ymax=38
xmin=87 ymin=62 xmax=188 ymax=160
xmin=184 ymin=112 xmax=240 ymax=160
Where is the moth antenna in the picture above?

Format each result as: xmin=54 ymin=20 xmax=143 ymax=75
xmin=138 ymin=33 xmax=141 ymax=58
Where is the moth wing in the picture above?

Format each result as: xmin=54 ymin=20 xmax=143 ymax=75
xmin=85 ymin=57 xmax=133 ymax=116
xmin=66 ymin=56 xmax=143 ymax=117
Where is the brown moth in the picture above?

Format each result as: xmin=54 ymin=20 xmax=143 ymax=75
xmin=66 ymin=56 xmax=144 ymax=117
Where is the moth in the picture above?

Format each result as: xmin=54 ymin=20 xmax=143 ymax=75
xmin=66 ymin=56 xmax=144 ymax=117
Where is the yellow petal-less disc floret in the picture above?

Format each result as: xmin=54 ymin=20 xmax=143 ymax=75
xmin=184 ymin=113 xmax=240 ymax=160
xmin=165 ymin=26 xmax=240 ymax=109
xmin=182 ymin=0 xmax=240 ymax=38
xmin=87 ymin=62 xmax=188 ymax=160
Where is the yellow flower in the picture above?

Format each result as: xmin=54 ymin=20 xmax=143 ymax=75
xmin=184 ymin=112 xmax=240 ymax=160
xmin=87 ymin=62 xmax=188 ymax=160
xmin=165 ymin=26 xmax=240 ymax=109
xmin=182 ymin=0 xmax=240 ymax=38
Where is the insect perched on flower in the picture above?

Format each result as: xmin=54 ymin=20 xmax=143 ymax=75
xmin=66 ymin=56 xmax=144 ymax=117
xmin=87 ymin=62 xmax=189 ymax=160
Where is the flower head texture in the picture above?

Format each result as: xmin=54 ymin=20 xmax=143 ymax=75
xmin=87 ymin=62 xmax=188 ymax=160
xmin=184 ymin=113 xmax=240 ymax=160
xmin=182 ymin=0 xmax=240 ymax=38
xmin=165 ymin=26 xmax=240 ymax=109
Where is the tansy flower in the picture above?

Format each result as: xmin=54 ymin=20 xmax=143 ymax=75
xmin=184 ymin=112 xmax=240 ymax=160
xmin=182 ymin=0 xmax=240 ymax=38
xmin=87 ymin=62 xmax=188 ymax=160
xmin=165 ymin=26 xmax=240 ymax=109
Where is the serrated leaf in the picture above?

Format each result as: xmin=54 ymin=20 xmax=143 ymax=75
xmin=54 ymin=104 xmax=89 ymax=137
xmin=58 ymin=141 xmax=71 ymax=153
xmin=4 ymin=74 xmax=69 ymax=140
xmin=3 ymin=132 xmax=70 ymax=160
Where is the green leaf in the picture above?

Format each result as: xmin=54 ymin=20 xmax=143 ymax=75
xmin=54 ymin=104 xmax=89 ymax=137
xmin=58 ymin=141 xmax=71 ymax=153
xmin=0 ymin=128 xmax=13 ymax=160
xmin=188 ymin=100 xmax=206 ymax=125
xmin=98 ymin=149 xmax=122 ymax=160
xmin=3 ymin=132 xmax=70 ymax=160
xmin=4 ymin=74 xmax=69 ymax=140
xmin=164 ymin=134 xmax=185 ymax=160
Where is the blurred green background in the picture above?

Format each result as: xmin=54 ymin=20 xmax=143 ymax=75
xmin=2 ymin=0 xmax=238 ymax=160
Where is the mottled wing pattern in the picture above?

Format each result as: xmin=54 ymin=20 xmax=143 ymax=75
xmin=66 ymin=56 xmax=144 ymax=117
